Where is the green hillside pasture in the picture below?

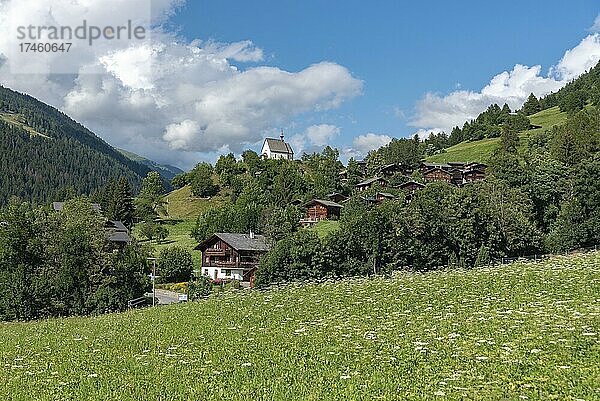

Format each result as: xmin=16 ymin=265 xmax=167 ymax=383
xmin=427 ymin=106 xmax=568 ymax=163
xmin=1 ymin=252 xmax=599 ymax=400
xmin=307 ymin=220 xmax=340 ymax=237
xmin=134 ymin=218 xmax=202 ymax=269
xmin=164 ymin=185 xmax=228 ymax=220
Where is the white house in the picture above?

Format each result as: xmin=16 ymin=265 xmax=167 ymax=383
xmin=195 ymin=232 xmax=270 ymax=286
xmin=261 ymin=132 xmax=294 ymax=160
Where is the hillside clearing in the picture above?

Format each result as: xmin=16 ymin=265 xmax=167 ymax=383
xmin=427 ymin=106 xmax=568 ymax=163
xmin=0 ymin=112 xmax=50 ymax=139
xmin=307 ymin=220 xmax=340 ymax=237
xmin=164 ymin=185 xmax=228 ymax=220
xmin=1 ymin=253 xmax=599 ymax=400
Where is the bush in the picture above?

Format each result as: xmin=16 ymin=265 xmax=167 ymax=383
xmin=157 ymin=247 xmax=194 ymax=283
xmin=188 ymin=276 xmax=213 ymax=300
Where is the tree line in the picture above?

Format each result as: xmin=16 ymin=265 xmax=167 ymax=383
xmin=0 ymin=198 xmax=151 ymax=321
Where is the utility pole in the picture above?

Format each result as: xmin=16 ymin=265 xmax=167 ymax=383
xmin=148 ymin=257 xmax=157 ymax=306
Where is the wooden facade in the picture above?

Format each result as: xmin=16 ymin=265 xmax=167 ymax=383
xmin=463 ymin=169 xmax=486 ymax=183
xmin=356 ymin=177 xmax=388 ymax=192
xmin=423 ymin=168 xmax=453 ymax=183
xmin=399 ymin=181 xmax=425 ymax=192
xmin=302 ymin=200 xmax=343 ymax=224
xmin=196 ymin=233 xmax=269 ymax=285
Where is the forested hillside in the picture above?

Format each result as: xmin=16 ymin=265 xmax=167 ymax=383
xmin=0 ymin=86 xmax=157 ymax=204
xmin=424 ymin=60 xmax=600 ymax=159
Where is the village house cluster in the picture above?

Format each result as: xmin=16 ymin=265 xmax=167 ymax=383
xmin=196 ymin=136 xmax=488 ymax=287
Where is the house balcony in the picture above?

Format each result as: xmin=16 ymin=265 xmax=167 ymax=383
xmin=215 ymin=261 xmax=238 ymax=267
xmin=204 ymin=249 xmax=229 ymax=256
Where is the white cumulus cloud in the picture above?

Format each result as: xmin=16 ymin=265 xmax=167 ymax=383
xmin=304 ymin=124 xmax=340 ymax=146
xmin=0 ymin=0 xmax=362 ymax=169
xmin=411 ymin=33 xmax=600 ymax=134
xmin=589 ymin=14 xmax=600 ymax=33
xmin=353 ymin=133 xmax=392 ymax=154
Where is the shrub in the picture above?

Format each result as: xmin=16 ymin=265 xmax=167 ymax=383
xmin=157 ymin=247 xmax=194 ymax=283
xmin=188 ymin=276 xmax=213 ymax=300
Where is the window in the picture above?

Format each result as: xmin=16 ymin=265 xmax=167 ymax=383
xmin=204 ymin=269 xmax=208 ymax=276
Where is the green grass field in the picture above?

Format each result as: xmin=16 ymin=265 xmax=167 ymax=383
xmin=2 ymin=252 xmax=599 ymax=400
xmin=427 ymin=107 xmax=568 ymax=163
xmin=307 ymin=220 xmax=340 ymax=237
xmin=164 ymin=185 xmax=228 ymax=220
xmin=133 ymin=185 xmax=231 ymax=268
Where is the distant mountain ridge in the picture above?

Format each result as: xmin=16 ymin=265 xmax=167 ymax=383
xmin=0 ymin=85 xmax=172 ymax=204
xmin=117 ymin=149 xmax=184 ymax=182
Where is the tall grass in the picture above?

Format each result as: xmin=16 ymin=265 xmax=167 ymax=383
xmin=1 ymin=253 xmax=599 ymax=400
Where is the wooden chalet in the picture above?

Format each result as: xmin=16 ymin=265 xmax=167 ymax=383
xmin=355 ymin=177 xmax=388 ymax=192
xmin=301 ymin=199 xmax=343 ymax=225
xmin=53 ymin=201 xmax=130 ymax=245
xmin=195 ymin=233 xmax=270 ymax=287
xmin=327 ymin=192 xmax=348 ymax=203
xmin=105 ymin=220 xmax=132 ymax=245
xmin=463 ymin=168 xmax=486 ymax=183
xmin=465 ymin=162 xmax=488 ymax=171
xmin=420 ymin=162 xmax=487 ymax=186
xmin=399 ymin=181 xmax=425 ymax=203
xmin=379 ymin=163 xmax=413 ymax=177
xmin=423 ymin=167 xmax=453 ymax=183
xmin=420 ymin=162 xmax=452 ymax=174
xmin=399 ymin=181 xmax=425 ymax=192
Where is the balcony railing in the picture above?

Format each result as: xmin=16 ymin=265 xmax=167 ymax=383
xmin=204 ymin=249 xmax=229 ymax=256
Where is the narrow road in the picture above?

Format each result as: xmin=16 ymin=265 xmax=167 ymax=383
xmin=154 ymin=289 xmax=181 ymax=305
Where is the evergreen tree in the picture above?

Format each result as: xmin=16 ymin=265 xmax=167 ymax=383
xmin=135 ymin=172 xmax=166 ymax=221
xmin=106 ymin=177 xmax=135 ymax=228
xmin=522 ymin=93 xmax=541 ymax=115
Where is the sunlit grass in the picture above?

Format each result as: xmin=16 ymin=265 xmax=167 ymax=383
xmin=306 ymin=220 xmax=340 ymax=238
xmin=427 ymin=106 xmax=568 ymax=163
xmin=2 ymin=252 xmax=599 ymax=400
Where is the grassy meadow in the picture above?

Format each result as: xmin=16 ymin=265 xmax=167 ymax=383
xmin=426 ymin=106 xmax=568 ymax=163
xmin=1 ymin=252 xmax=599 ymax=400
xmin=134 ymin=185 xmax=232 ymax=267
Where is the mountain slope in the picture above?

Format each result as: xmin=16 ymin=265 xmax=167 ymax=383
xmin=118 ymin=148 xmax=184 ymax=182
xmin=0 ymin=86 xmax=155 ymax=204
xmin=426 ymin=61 xmax=600 ymax=164
xmin=427 ymin=106 xmax=568 ymax=163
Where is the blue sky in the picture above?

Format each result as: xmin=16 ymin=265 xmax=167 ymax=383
xmin=165 ymin=0 xmax=600 ymax=157
xmin=1 ymin=0 xmax=600 ymax=168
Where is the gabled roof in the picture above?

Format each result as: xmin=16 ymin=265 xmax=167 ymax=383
xmin=423 ymin=167 xmax=452 ymax=176
xmin=356 ymin=177 xmax=387 ymax=187
xmin=326 ymin=192 xmax=348 ymax=200
xmin=421 ymin=162 xmax=452 ymax=170
xmin=304 ymin=199 xmax=343 ymax=209
xmin=376 ymin=192 xmax=395 ymax=199
xmin=196 ymin=233 xmax=270 ymax=252
xmin=399 ymin=181 xmax=425 ymax=189
xmin=463 ymin=168 xmax=486 ymax=175
xmin=106 ymin=220 xmax=128 ymax=231
xmin=263 ymin=138 xmax=294 ymax=154
xmin=107 ymin=231 xmax=132 ymax=243
xmin=53 ymin=202 xmax=101 ymax=212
